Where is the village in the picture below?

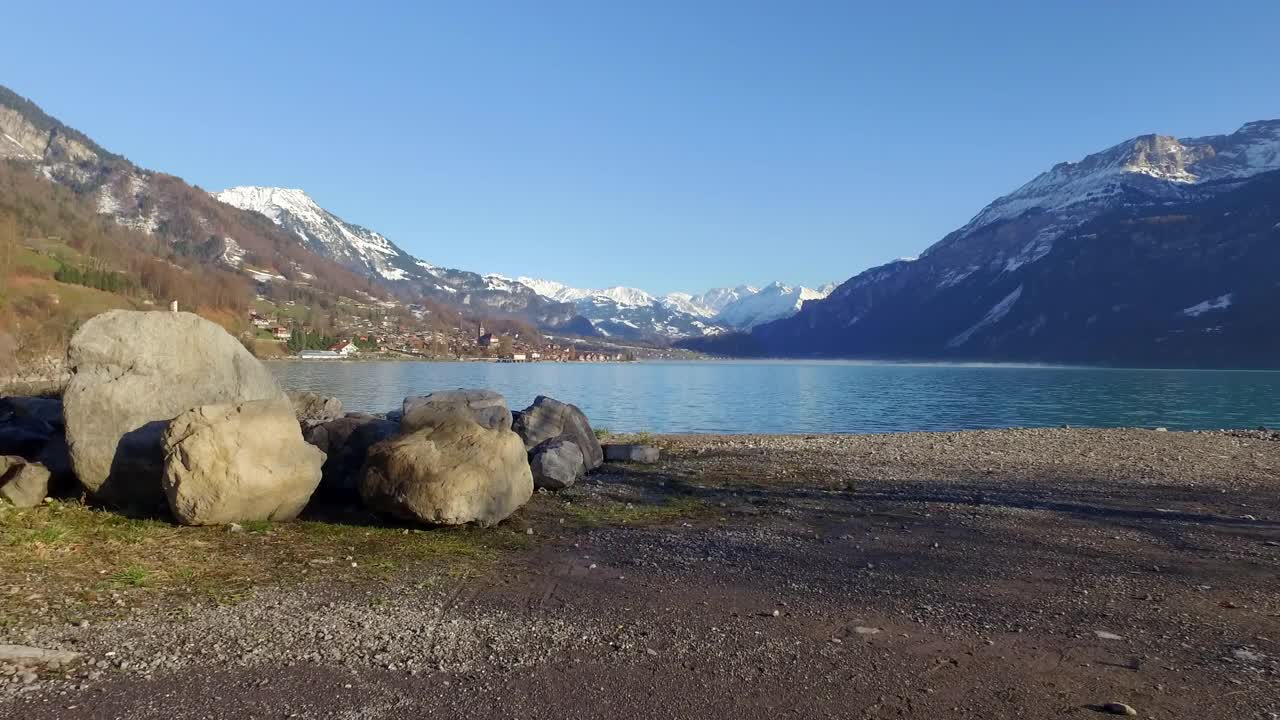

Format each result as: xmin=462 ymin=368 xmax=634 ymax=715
xmin=246 ymin=307 xmax=642 ymax=363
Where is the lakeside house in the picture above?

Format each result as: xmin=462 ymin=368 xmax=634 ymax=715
xmin=329 ymin=340 xmax=359 ymax=356
xmin=271 ymin=326 xmax=291 ymax=341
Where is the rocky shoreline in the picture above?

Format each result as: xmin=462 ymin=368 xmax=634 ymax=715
xmin=2 ymin=310 xmax=1278 ymax=718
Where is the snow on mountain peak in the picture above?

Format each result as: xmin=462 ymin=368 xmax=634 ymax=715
xmin=214 ymin=185 xmax=409 ymax=280
xmin=960 ymin=119 xmax=1280 ymax=235
xmin=713 ymin=281 xmax=835 ymax=330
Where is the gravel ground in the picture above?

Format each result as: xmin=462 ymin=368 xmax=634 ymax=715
xmin=2 ymin=428 xmax=1278 ymax=719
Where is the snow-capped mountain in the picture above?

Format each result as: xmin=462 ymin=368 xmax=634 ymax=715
xmin=216 ymin=187 xmax=415 ymax=282
xmin=713 ymin=282 xmax=835 ymax=330
xmin=690 ymin=286 xmax=760 ymax=316
xmin=515 ymin=277 xmax=836 ymax=340
xmin=516 ymin=277 xmax=724 ymax=341
xmin=685 ymin=119 xmax=1280 ymax=367
xmin=213 ymin=186 xmax=588 ymax=331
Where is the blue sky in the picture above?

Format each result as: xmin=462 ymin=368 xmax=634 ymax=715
xmin=3 ymin=1 xmax=1278 ymax=295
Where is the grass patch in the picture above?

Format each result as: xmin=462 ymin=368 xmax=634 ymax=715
xmin=560 ymin=495 xmax=707 ymax=527
xmin=108 ymin=565 xmax=151 ymax=588
xmin=241 ymin=519 xmax=273 ymax=534
xmin=0 ymin=499 xmax=530 ymax=630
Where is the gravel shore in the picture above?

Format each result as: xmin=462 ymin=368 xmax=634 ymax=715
xmin=3 ymin=428 xmax=1278 ymax=719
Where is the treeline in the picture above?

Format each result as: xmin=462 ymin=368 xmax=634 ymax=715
xmin=54 ymin=263 xmax=136 ymax=294
xmin=286 ymin=329 xmax=337 ymax=353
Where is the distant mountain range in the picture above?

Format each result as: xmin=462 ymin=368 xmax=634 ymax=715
xmin=216 ymin=185 xmax=832 ymax=342
xmin=684 ymin=120 xmax=1280 ymax=367
xmin=513 ymin=277 xmax=834 ymax=340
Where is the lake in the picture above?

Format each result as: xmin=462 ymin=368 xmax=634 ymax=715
xmin=267 ymin=360 xmax=1280 ymax=434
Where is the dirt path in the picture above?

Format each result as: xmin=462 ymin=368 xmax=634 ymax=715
xmin=3 ymin=429 xmax=1279 ymax=719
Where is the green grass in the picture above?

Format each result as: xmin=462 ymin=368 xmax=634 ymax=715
xmin=0 ymin=500 xmax=531 ymax=629
xmin=108 ymin=565 xmax=152 ymax=588
xmin=560 ymin=495 xmax=707 ymax=526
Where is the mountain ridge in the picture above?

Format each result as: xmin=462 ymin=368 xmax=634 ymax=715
xmin=683 ymin=118 xmax=1280 ymax=367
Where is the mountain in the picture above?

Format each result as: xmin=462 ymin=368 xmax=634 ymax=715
xmin=0 ymin=86 xmax=403 ymax=309
xmin=690 ymin=285 xmax=759 ymax=316
xmin=515 ymin=277 xmax=724 ymax=342
xmin=213 ymin=186 xmax=589 ymax=333
xmin=712 ymin=282 xmax=835 ymax=330
xmin=516 ymin=276 xmax=836 ymax=339
xmin=684 ymin=120 xmax=1280 ymax=368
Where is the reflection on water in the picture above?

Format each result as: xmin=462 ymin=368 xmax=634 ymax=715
xmin=268 ymin=360 xmax=1280 ymax=434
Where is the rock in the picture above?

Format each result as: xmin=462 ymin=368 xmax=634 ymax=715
xmin=529 ymin=438 xmax=585 ymax=490
xmin=603 ymin=444 xmax=661 ymax=464
xmin=1093 ymin=630 xmax=1124 ymax=640
xmin=1100 ymin=702 xmax=1137 ymax=716
xmin=0 ymin=645 xmax=81 ymax=666
xmin=303 ymin=415 xmax=398 ymax=499
xmin=287 ymin=391 xmax=343 ymax=428
xmin=360 ymin=418 xmax=532 ymax=527
xmin=400 ymin=390 xmax=512 ymax=434
xmin=161 ymin=399 xmax=324 ymax=526
xmin=63 ymin=311 xmax=286 ymax=509
xmin=0 ymin=397 xmax=74 ymax=495
xmin=511 ymin=396 xmax=603 ymax=471
xmin=0 ymin=456 xmax=49 ymax=507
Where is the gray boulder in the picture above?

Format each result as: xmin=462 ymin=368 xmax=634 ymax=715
xmin=603 ymin=444 xmax=661 ymax=464
xmin=63 ymin=310 xmax=286 ymax=509
xmin=360 ymin=417 xmax=532 ymax=527
xmin=529 ymin=438 xmax=585 ymax=490
xmin=161 ymin=399 xmax=325 ymax=526
xmin=303 ymin=413 xmax=398 ymax=499
xmin=0 ymin=456 xmax=50 ymax=507
xmin=288 ymin=391 xmax=343 ymax=428
xmin=512 ymin=396 xmax=603 ymax=471
xmin=400 ymin=389 xmax=512 ymax=434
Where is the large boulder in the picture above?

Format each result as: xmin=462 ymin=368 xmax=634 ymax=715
xmin=529 ymin=438 xmax=585 ymax=490
xmin=63 ymin=311 xmax=286 ymax=509
xmin=360 ymin=418 xmax=532 ymax=527
xmin=303 ymin=413 xmax=398 ymax=499
xmin=0 ymin=456 xmax=49 ymax=507
xmin=161 ymin=399 xmax=324 ymax=526
xmin=400 ymin=390 xmax=512 ymax=434
xmin=288 ymin=391 xmax=343 ymax=429
xmin=512 ymin=396 xmax=603 ymax=471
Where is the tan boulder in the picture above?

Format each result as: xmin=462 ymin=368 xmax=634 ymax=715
xmin=360 ymin=418 xmax=532 ymax=527
xmin=161 ymin=399 xmax=324 ymax=526
xmin=64 ymin=310 xmax=285 ymax=509
xmin=0 ymin=456 xmax=49 ymax=507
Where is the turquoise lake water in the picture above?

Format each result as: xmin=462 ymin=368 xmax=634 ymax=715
xmin=268 ymin=360 xmax=1280 ymax=435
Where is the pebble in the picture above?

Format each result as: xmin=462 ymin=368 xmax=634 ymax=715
xmin=1101 ymin=702 xmax=1137 ymax=716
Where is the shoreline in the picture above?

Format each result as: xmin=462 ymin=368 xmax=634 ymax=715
xmin=3 ymin=426 xmax=1277 ymax=717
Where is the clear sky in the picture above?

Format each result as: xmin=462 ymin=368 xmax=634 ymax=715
xmin=3 ymin=1 xmax=1278 ymax=295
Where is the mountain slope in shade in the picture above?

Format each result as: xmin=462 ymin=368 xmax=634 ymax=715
xmin=683 ymin=119 xmax=1280 ymax=368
